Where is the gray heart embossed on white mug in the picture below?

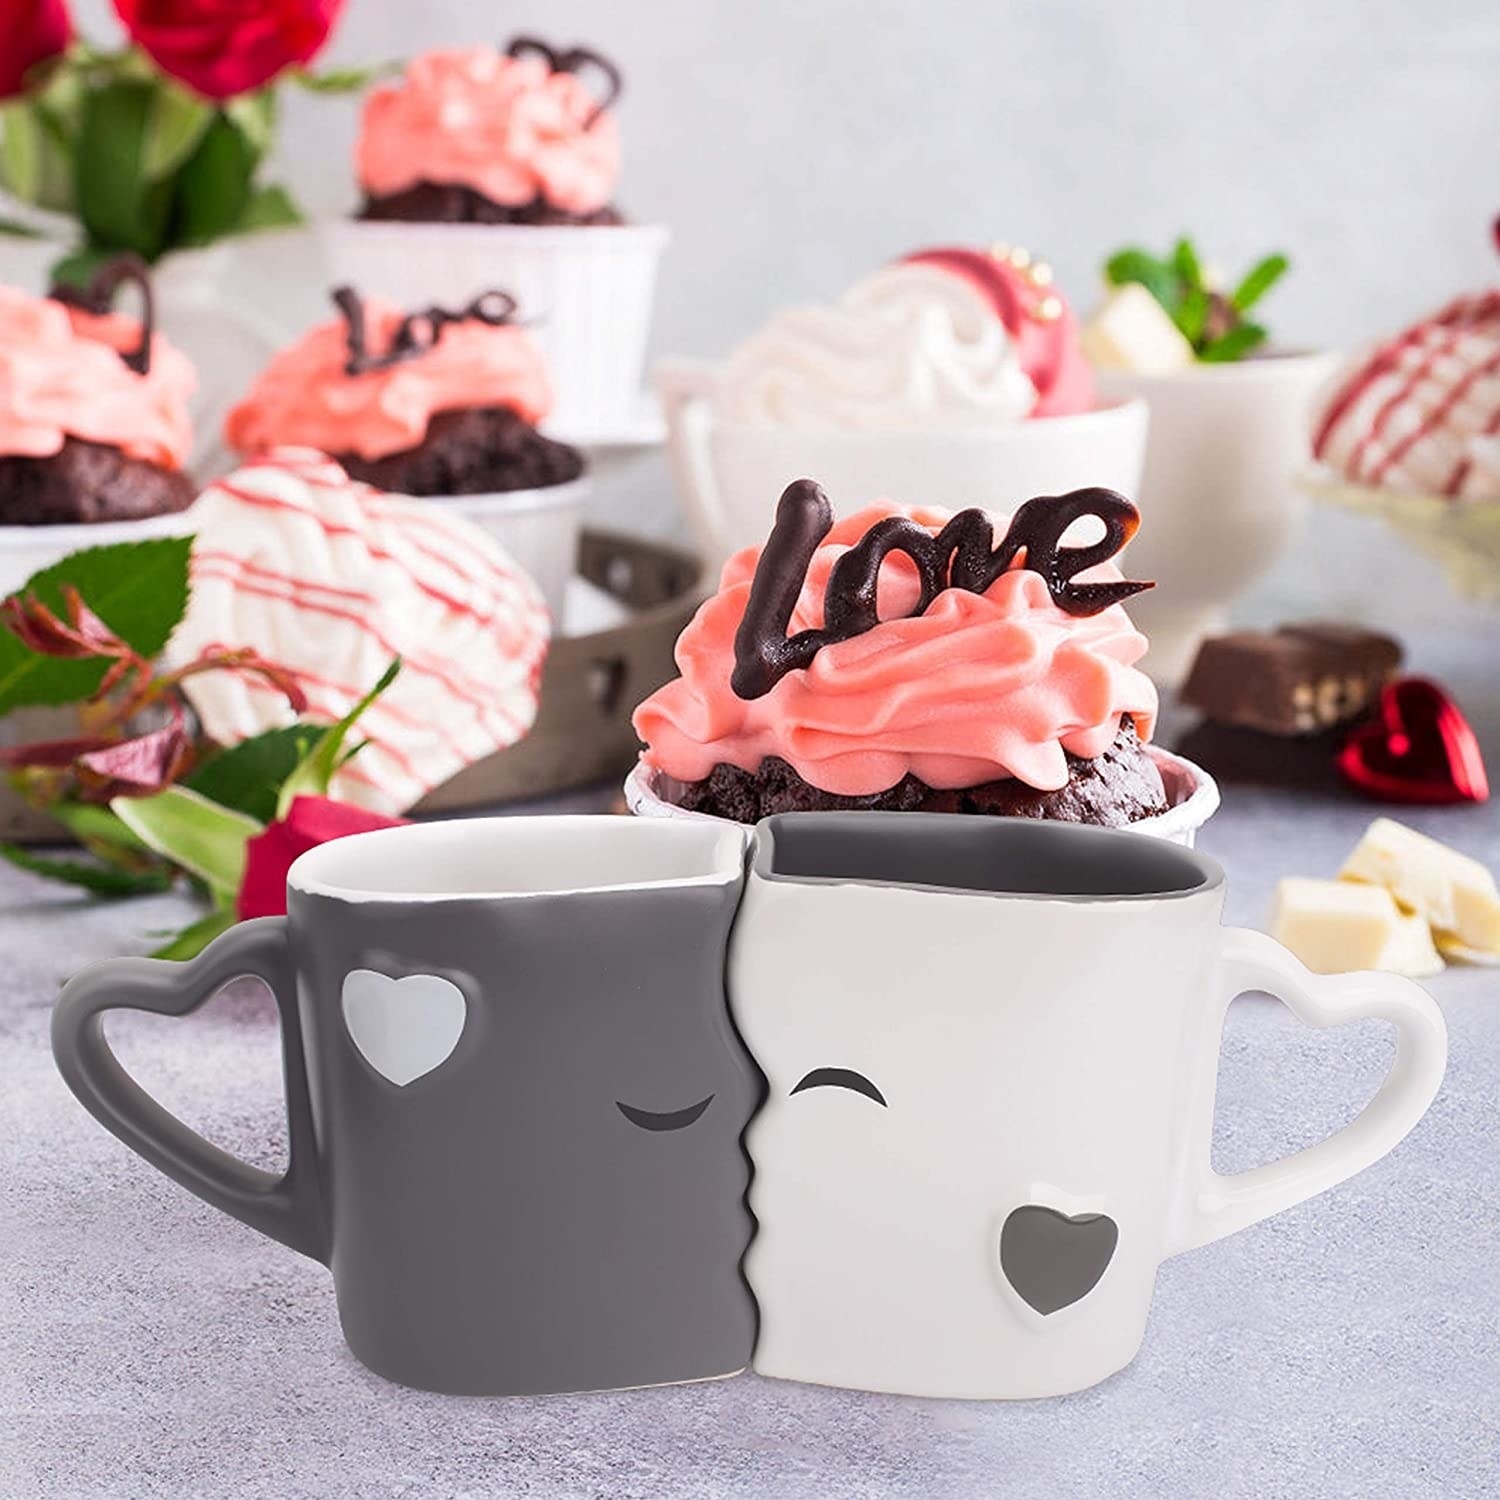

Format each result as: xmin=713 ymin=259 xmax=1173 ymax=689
xmin=341 ymin=969 xmax=468 ymax=1086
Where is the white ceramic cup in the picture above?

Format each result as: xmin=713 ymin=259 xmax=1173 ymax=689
xmin=0 ymin=507 xmax=200 ymax=600
xmin=320 ymin=221 xmax=669 ymax=446
xmin=623 ymin=745 xmax=1221 ymax=849
xmin=1095 ymin=352 xmax=1340 ymax=684
xmin=655 ymin=357 xmax=1149 ymax=573
xmin=731 ymin=813 xmax=1446 ymax=1400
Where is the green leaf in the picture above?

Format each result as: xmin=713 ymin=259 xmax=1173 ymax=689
xmin=291 ymin=62 xmax=399 ymax=93
xmin=276 ymin=659 xmax=401 ymax=818
xmin=0 ymin=536 xmax=193 ymax=714
xmin=49 ymin=800 xmax=152 ymax=853
xmin=1199 ymin=322 xmax=1269 ymax=363
xmin=1175 ymin=286 xmax=1211 ymax=346
xmin=0 ymin=102 xmax=44 ymax=202
xmin=110 ymin=786 xmax=260 ymax=900
xmin=168 ymin=112 xmax=255 ymax=248
xmin=186 ymin=725 xmax=317 ymax=823
xmin=48 ymin=243 xmax=116 ymax=292
xmin=0 ymin=841 xmax=174 ymax=896
xmin=235 ymin=182 xmax=301 ymax=234
xmin=1231 ymin=253 xmax=1290 ymax=313
xmin=1171 ymin=237 xmax=1204 ymax=291
xmin=222 ymin=92 xmax=276 ymax=157
xmin=148 ymin=906 xmax=236 ymax=961
xmin=1103 ymin=248 xmax=1178 ymax=312
xmin=75 ymin=79 xmax=173 ymax=258
xmin=141 ymin=82 xmax=213 ymax=180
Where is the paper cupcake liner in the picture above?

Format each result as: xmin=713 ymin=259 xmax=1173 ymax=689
xmin=624 ymin=746 xmax=1220 ymax=849
xmin=319 ymin=220 xmax=669 ymax=446
xmin=438 ymin=477 xmax=590 ymax=624
xmin=0 ymin=507 xmax=200 ymax=600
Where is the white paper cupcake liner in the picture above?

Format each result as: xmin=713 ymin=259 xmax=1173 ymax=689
xmin=438 ymin=477 xmax=590 ymax=624
xmin=319 ymin=220 xmax=669 ymax=446
xmin=0 ymin=507 xmax=200 ymax=600
xmin=624 ymin=746 xmax=1220 ymax=848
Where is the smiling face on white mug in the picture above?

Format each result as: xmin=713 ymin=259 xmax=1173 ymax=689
xmin=729 ymin=814 xmax=1445 ymax=1400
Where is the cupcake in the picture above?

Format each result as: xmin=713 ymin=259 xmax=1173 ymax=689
xmin=656 ymin=243 xmax=1149 ymax=567
xmin=225 ymin=287 xmax=585 ymax=614
xmin=167 ymin=448 xmax=550 ymax=815
xmin=0 ymin=259 xmax=195 ymax=528
xmin=357 ymin=39 xmax=624 ymax=226
xmin=631 ymin=479 xmax=1215 ymax=836
xmin=325 ymin=38 xmax=667 ymax=442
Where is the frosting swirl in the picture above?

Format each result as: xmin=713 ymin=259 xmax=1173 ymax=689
xmin=633 ymin=502 xmax=1158 ymax=795
xmin=0 ymin=286 xmax=195 ymax=469
xmin=1312 ymin=290 xmax=1500 ymax=500
xmin=225 ymin=296 xmax=554 ymax=461
xmin=356 ymin=46 xmax=621 ymax=215
xmin=716 ymin=263 xmax=1039 ymax=430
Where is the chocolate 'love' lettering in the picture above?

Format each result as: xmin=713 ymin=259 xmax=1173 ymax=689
xmin=49 ymin=253 xmax=156 ymax=376
xmin=333 ymin=286 xmax=520 ymax=377
xmin=504 ymin=35 xmax=623 ymax=129
xmin=731 ymin=479 xmax=1152 ymax=700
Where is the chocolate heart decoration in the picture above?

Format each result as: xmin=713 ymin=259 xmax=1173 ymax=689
xmin=1337 ymin=676 xmax=1489 ymax=804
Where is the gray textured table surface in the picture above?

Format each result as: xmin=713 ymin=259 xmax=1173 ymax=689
xmin=4 ymin=625 xmax=1498 ymax=1500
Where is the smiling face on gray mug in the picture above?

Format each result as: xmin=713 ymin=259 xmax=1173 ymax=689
xmin=52 ymin=817 xmax=760 ymax=1396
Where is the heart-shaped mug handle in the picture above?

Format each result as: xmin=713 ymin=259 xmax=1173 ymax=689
xmin=51 ymin=918 xmax=327 ymax=1263
xmin=1166 ymin=928 xmax=1447 ymax=1255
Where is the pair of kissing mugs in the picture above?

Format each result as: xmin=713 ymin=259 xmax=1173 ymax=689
xmin=52 ymin=813 xmax=1447 ymax=1400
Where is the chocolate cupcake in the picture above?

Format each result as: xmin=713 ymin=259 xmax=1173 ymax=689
xmin=632 ymin=481 xmax=1203 ymax=831
xmin=226 ymin=287 xmax=583 ymax=496
xmin=0 ymin=259 xmax=196 ymax=527
xmin=356 ymin=39 xmax=625 ymax=227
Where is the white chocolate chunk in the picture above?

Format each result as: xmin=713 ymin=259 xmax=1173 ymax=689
xmin=1270 ymin=878 xmax=1444 ymax=978
xmin=1339 ymin=817 xmax=1500 ymax=955
xmin=1081 ymin=283 xmax=1196 ymax=374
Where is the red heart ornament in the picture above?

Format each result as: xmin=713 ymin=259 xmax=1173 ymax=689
xmin=1338 ymin=677 xmax=1489 ymax=804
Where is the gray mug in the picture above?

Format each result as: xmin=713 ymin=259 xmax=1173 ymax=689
xmin=52 ymin=816 xmax=760 ymax=1395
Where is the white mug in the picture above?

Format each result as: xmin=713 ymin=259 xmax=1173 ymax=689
xmin=729 ymin=813 xmax=1446 ymax=1399
xmin=655 ymin=358 xmax=1150 ymax=571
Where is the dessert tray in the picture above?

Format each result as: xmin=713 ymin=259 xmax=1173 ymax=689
xmin=1304 ymin=470 xmax=1500 ymax=606
xmin=0 ymin=530 xmax=703 ymax=842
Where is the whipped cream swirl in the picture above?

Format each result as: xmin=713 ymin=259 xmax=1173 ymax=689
xmin=715 ymin=263 xmax=1039 ymax=430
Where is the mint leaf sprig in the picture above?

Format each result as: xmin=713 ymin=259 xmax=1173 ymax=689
xmin=1103 ymin=237 xmax=1290 ymax=362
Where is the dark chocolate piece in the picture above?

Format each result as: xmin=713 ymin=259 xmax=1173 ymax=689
xmin=0 ymin=437 xmax=194 ymax=525
xmin=336 ymin=406 xmax=584 ymax=497
xmin=667 ymin=719 xmax=1167 ymax=827
xmin=333 ymin=286 xmax=520 ymax=376
xmin=1181 ymin=622 xmax=1403 ymax=736
xmin=503 ymin=36 xmax=622 ymax=128
xmin=731 ymin=480 xmax=1152 ymax=700
xmin=48 ymin=253 xmax=155 ymax=375
xmin=1173 ymin=720 xmax=1355 ymax=793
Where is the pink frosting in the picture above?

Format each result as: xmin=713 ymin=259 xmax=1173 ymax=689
xmin=225 ymin=297 xmax=554 ymax=462
xmin=356 ymin=47 xmax=620 ymax=214
xmin=0 ymin=286 xmax=195 ymax=469
xmin=633 ymin=503 xmax=1158 ymax=795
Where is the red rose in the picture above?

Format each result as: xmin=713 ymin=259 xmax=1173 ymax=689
xmin=238 ymin=794 xmax=405 ymax=919
xmin=1 ymin=0 xmax=72 ymax=99
xmin=113 ymin=0 xmax=344 ymax=101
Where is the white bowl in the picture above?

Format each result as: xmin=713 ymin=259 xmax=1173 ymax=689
xmin=319 ymin=220 xmax=669 ymax=446
xmin=0 ymin=507 xmax=199 ymax=600
xmin=441 ymin=477 xmax=590 ymax=623
xmin=655 ymin=356 xmax=1150 ymax=574
xmin=1095 ymin=352 xmax=1340 ymax=684
xmin=624 ymin=746 xmax=1220 ymax=849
